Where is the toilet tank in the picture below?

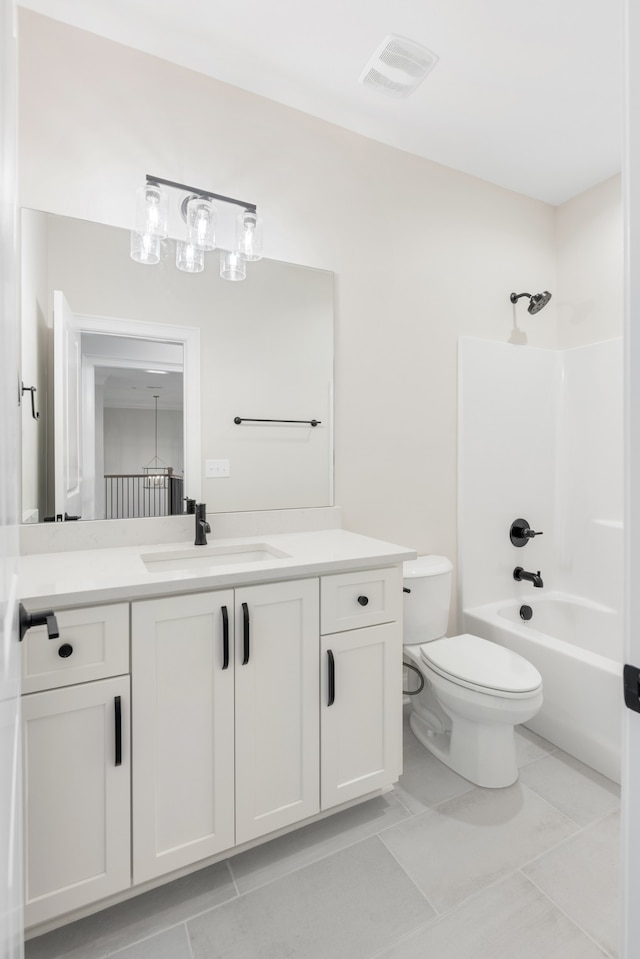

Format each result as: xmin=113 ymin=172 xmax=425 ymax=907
xmin=403 ymin=555 xmax=453 ymax=645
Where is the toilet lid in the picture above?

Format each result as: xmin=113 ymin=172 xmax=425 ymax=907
xmin=420 ymin=634 xmax=542 ymax=694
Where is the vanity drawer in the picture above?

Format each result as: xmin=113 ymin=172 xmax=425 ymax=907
xmin=321 ymin=567 xmax=402 ymax=634
xmin=21 ymin=604 xmax=130 ymax=694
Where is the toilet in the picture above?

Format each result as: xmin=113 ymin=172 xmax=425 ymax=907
xmin=403 ymin=556 xmax=543 ymax=788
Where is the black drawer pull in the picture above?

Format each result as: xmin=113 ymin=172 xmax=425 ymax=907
xmin=242 ymin=602 xmax=250 ymax=665
xmin=221 ymin=605 xmax=229 ymax=670
xmin=114 ymin=696 xmax=122 ymax=767
xmin=357 ymin=595 xmax=369 ymax=606
xmin=327 ymin=649 xmax=335 ymax=706
xmin=58 ymin=643 xmax=73 ymax=658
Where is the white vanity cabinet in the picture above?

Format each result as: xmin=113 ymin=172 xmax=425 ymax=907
xmin=131 ymin=577 xmax=319 ymax=881
xmin=20 ymin=536 xmax=410 ymax=930
xmin=320 ymin=568 xmax=403 ymax=809
xmin=131 ymin=590 xmax=235 ymax=884
xmin=21 ymin=605 xmax=131 ymax=927
xmin=234 ymin=578 xmax=319 ymax=844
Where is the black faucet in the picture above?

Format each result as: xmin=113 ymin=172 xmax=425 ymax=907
xmin=194 ymin=503 xmax=211 ymax=546
xmin=513 ymin=567 xmax=544 ymax=588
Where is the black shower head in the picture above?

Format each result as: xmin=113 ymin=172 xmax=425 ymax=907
xmin=510 ymin=290 xmax=552 ymax=315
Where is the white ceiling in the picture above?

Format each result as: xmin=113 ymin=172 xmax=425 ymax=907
xmin=20 ymin=0 xmax=624 ymax=205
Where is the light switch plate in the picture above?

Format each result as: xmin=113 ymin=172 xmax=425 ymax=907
xmin=205 ymin=459 xmax=230 ymax=478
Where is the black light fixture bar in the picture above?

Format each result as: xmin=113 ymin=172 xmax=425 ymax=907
xmin=146 ymin=174 xmax=257 ymax=213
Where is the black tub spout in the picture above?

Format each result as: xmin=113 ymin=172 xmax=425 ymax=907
xmin=513 ymin=567 xmax=544 ymax=588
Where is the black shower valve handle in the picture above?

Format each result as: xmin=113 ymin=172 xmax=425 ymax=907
xmin=510 ymin=518 xmax=544 ymax=547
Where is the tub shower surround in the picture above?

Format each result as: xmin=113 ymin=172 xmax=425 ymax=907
xmin=458 ymin=336 xmax=623 ymax=781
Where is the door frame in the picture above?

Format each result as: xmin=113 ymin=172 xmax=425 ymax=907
xmin=59 ymin=307 xmax=201 ymax=511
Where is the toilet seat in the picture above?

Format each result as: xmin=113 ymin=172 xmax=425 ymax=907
xmin=419 ymin=633 xmax=542 ymax=696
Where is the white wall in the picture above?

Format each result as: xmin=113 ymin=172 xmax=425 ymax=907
xmin=17 ymin=9 xmax=558 ymax=566
xmin=556 ymin=175 xmax=623 ymax=348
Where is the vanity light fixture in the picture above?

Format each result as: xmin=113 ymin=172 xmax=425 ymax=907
xmin=130 ymin=174 xmax=263 ymax=281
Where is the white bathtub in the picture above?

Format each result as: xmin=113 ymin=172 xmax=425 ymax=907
xmin=464 ymin=593 xmax=622 ymax=783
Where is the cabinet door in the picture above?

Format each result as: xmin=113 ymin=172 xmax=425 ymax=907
xmin=321 ymin=622 xmax=402 ymax=810
xmin=235 ymin=578 xmax=319 ymax=844
xmin=22 ymin=676 xmax=130 ymax=927
xmin=132 ymin=590 xmax=234 ymax=883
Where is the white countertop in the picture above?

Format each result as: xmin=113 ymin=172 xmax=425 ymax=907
xmin=19 ymin=529 xmax=416 ymax=609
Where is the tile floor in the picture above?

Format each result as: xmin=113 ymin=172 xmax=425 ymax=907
xmin=26 ymin=713 xmax=621 ymax=959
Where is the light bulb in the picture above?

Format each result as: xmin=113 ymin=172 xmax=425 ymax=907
xmin=186 ymin=196 xmax=216 ymax=251
xmin=236 ymin=209 xmax=263 ymax=261
xmin=130 ymin=230 xmax=160 ymax=265
xmin=135 ymin=182 xmax=168 ymax=238
xmin=220 ymin=249 xmax=246 ymax=281
xmin=176 ymin=240 xmax=204 ymax=273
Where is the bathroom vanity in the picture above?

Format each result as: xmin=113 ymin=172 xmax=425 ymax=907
xmin=19 ymin=527 xmax=414 ymax=932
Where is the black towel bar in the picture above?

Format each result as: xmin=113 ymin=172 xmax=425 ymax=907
xmin=233 ymin=416 xmax=321 ymax=427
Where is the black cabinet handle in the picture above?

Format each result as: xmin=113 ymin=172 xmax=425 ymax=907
xmin=357 ymin=595 xmax=369 ymax=607
xmin=242 ymin=602 xmax=250 ymax=665
xmin=114 ymin=696 xmax=122 ymax=767
xmin=221 ymin=605 xmax=229 ymax=670
xmin=58 ymin=643 xmax=73 ymax=658
xmin=327 ymin=649 xmax=335 ymax=706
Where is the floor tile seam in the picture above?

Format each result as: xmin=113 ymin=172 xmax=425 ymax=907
xmin=371 ymin=832 xmax=440 ymax=919
xmin=182 ymin=832 xmax=410 ymax=919
xmin=225 ymin=803 xmax=421 ymax=898
xmin=225 ymin=856 xmax=241 ymax=898
xmin=515 ymin=744 xmax=560 ymax=769
xmin=356 ymin=867 xmax=549 ymax=959
xmin=388 ymin=788 xmax=419 ymax=817
xmin=97 ymin=861 xmax=241 ymax=955
xmin=517 ymin=868 xmax=617 ymax=958
xmin=516 ymin=774 xmax=619 ymax=828
xmin=98 ymin=919 xmax=192 ymax=959
xmin=513 ymin=777 xmax=589 ymax=829
xmin=518 ymin=802 xmax=621 ymax=873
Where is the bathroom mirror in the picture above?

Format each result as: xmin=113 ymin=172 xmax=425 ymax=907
xmin=20 ymin=209 xmax=334 ymax=523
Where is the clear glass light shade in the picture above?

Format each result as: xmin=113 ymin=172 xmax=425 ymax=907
xmin=135 ymin=182 xmax=168 ymax=238
xmin=130 ymin=230 xmax=160 ymax=265
xmin=186 ymin=196 xmax=216 ymax=251
xmin=176 ymin=241 xmax=204 ymax=273
xmin=220 ymin=249 xmax=246 ymax=281
xmin=236 ymin=209 xmax=263 ymax=261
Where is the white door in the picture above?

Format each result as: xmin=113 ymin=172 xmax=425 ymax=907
xmin=131 ymin=591 xmax=235 ymax=883
xmin=621 ymin=2 xmax=640 ymax=953
xmin=22 ymin=677 xmax=131 ymax=927
xmin=53 ymin=290 xmax=83 ymax=519
xmin=235 ymin=579 xmax=319 ymax=844
xmin=0 ymin=0 xmax=21 ymax=953
xmin=320 ymin=623 xmax=402 ymax=810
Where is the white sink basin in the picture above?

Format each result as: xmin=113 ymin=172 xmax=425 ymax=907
xmin=142 ymin=543 xmax=291 ymax=573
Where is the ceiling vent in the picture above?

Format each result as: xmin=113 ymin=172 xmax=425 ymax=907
xmin=359 ymin=34 xmax=439 ymax=98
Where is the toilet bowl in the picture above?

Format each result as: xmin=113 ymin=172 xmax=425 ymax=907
xmin=403 ymin=558 xmax=543 ymax=788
